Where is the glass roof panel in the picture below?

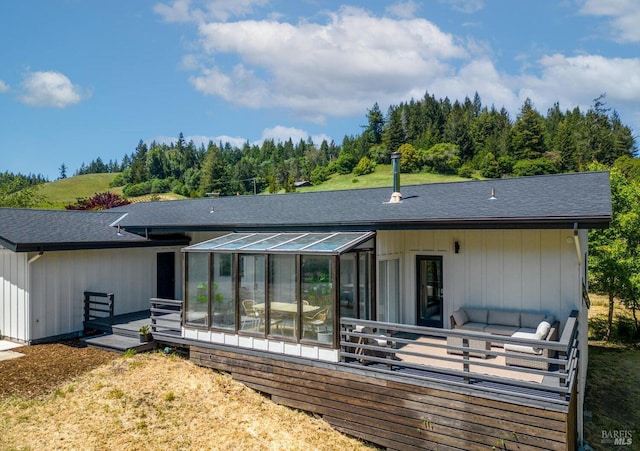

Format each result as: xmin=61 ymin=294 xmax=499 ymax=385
xmin=186 ymin=233 xmax=253 ymax=250
xmin=303 ymin=232 xmax=369 ymax=252
xmin=269 ymin=233 xmax=330 ymax=251
xmin=219 ymin=233 xmax=275 ymax=250
xmin=242 ymin=233 xmax=303 ymax=250
xmin=183 ymin=232 xmax=374 ymax=254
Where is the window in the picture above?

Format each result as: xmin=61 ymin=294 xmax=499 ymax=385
xmin=339 ymin=250 xmax=374 ymax=320
xmin=239 ymin=255 xmax=265 ymax=333
xmin=211 ymin=254 xmax=235 ymax=330
xmin=268 ymin=254 xmax=297 ymax=337
xmin=301 ymin=255 xmax=334 ymax=343
xmin=185 ymin=253 xmax=209 ymax=326
xmin=378 ymin=259 xmax=400 ymax=323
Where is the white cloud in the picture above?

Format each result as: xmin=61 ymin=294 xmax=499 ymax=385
xmin=386 ymin=1 xmax=420 ymax=19
xmin=441 ymin=0 xmax=485 ymax=14
xmin=154 ymin=0 xmax=268 ymax=23
xmin=19 ymin=71 xmax=88 ymax=108
xmin=188 ymin=6 xmax=467 ymax=122
xmin=579 ymin=0 xmax=640 ymax=43
xmin=0 ymin=80 xmax=9 ymax=93
xmin=516 ymin=54 xmax=640 ymax=112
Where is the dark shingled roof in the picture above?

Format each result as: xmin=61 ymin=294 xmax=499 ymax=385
xmin=0 ymin=172 xmax=612 ymax=252
xmin=112 ymin=171 xmax=612 ymax=233
xmin=0 ymin=208 xmax=188 ymax=252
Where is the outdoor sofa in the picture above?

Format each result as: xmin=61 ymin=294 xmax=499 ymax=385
xmin=448 ymin=307 xmax=559 ymax=369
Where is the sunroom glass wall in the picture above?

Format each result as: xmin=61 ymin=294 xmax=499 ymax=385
xmin=185 ymin=252 xmax=209 ymax=327
xmin=301 ymin=255 xmax=334 ymax=342
xmin=268 ymin=254 xmax=297 ymax=338
xmin=239 ymin=254 xmax=266 ymax=333
xmin=211 ymin=253 xmax=235 ymax=330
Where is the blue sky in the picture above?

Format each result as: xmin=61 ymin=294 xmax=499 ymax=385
xmin=1 ymin=0 xmax=639 ymax=179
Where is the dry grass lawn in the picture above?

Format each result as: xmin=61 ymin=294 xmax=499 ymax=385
xmin=584 ymin=294 xmax=640 ymax=451
xmin=0 ymin=352 xmax=374 ymax=450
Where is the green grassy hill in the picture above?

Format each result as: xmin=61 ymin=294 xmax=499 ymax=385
xmin=296 ymin=164 xmax=473 ymax=193
xmin=38 ymin=174 xmax=122 ymax=209
xmin=37 ymin=174 xmax=186 ymax=209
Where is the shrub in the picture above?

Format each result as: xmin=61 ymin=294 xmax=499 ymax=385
xmin=109 ymin=172 xmax=127 ymax=188
xmin=457 ymin=163 xmax=474 ymax=178
xmin=512 ymin=158 xmax=556 ymax=177
xmin=479 ymin=152 xmax=500 ymax=178
xmin=310 ymin=166 xmax=330 ymax=185
xmin=151 ymin=178 xmax=171 ymax=194
xmin=353 ymin=156 xmax=376 ymax=176
xmin=65 ymin=192 xmax=131 ymax=210
xmin=123 ymin=181 xmax=152 ymax=197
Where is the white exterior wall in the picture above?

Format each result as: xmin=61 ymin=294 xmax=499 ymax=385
xmin=0 ymin=249 xmax=30 ymax=342
xmin=28 ymin=246 xmax=182 ymax=342
xmin=377 ymin=229 xmax=584 ymax=332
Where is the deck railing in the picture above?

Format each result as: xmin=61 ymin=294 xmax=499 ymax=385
xmin=150 ymin=298 xmax=183 ymax=336
xmin=340 ymin=311 xmax=580 ymax=407
xmin=83 ymin=291 xmax=114 ymax=325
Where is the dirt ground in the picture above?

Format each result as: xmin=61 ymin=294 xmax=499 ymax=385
xmin=0 ymin=339 xmax=118 ymax=399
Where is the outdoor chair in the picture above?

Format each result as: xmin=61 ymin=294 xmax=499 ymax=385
xmin=303 ymin=307 xmax=329 ymax=336
xmin=241 ymin=299 xmax=260 ymax=330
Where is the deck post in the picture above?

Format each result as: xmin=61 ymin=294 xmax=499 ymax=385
xmin=83 ymin=292 xmax=90 ymax=324
xmin=107 ymin=293 xmax=115 ymax=325
xmin=462 ymin=337 xmax=470 ymax=382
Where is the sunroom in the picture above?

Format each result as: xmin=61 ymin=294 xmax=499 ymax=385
xmin=181 ymin=231 xmax=375 ymax=349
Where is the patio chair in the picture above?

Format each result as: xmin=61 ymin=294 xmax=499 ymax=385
xmin=303 ymin=307 xmax=329 ymax=336
xmin=353 ymin=325 xmax=396 ymax=366
xmin=241 ymin=299 xmax=260 ymax=330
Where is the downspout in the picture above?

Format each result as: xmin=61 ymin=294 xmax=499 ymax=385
xmin=26 ymin=251 xmax=44 ymax=345
xmin=573 ymin=222 xmax=586 ymax=447
xmin=573 ymin=223 xmax=582 ymax=266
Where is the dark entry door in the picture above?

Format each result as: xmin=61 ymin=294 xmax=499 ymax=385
xmin=157 ymin=252 xmax=175 ymax=299
xmin=416 ymin=256 xmax=443 ymax=327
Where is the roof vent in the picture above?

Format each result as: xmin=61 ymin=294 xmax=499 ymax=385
xmin=489 ymin=188 xmax=496 ymax=200
xmin=389 ymin=151 xmax=402 ymax=203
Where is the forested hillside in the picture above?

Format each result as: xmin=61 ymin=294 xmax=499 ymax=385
xmin=2 ymin=91 xmax=638 ymax=205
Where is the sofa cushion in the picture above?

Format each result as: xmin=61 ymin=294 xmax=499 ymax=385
xmin=465 ymin=308 xmax=488 ymax=324
xmin=535 ymin=320 xmax=552 ymax=340
xmin=504 ymin=331 xmax=542 ymax=355
xmin=516 ymin=327 xmax=537 ymax=335
xmin=452 ymin=309 xmax=469 ymax=327
xmin=520 ymin=312 xmax=546 ymax=329
xmin=459 ymin=322 xmax=486 ymax=332
xmin=488 ymin=310 xmax=521 ymax=327
xmin=484 ymin=324 xmax=519 ymax=336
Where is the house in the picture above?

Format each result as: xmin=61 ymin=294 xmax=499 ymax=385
xmin=0 ymin=170 xmax=612 ymax=449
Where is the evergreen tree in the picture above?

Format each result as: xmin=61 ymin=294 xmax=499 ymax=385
xmin=510 ymin=98 xmax=547 ymax=160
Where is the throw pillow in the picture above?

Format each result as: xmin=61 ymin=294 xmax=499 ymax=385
xmin=452 ymin=309 xmax=469 ymax=327
xmin=535 ymin=321 xmax=552 ymax=340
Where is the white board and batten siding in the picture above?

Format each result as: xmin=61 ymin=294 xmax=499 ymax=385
xmin=27 ymin=246 xmax=183 ymax=342
xmin=377 ymin=229 xmax=585 ymax=332
xmin=0 ymin=249 xmax=30 ymax=342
